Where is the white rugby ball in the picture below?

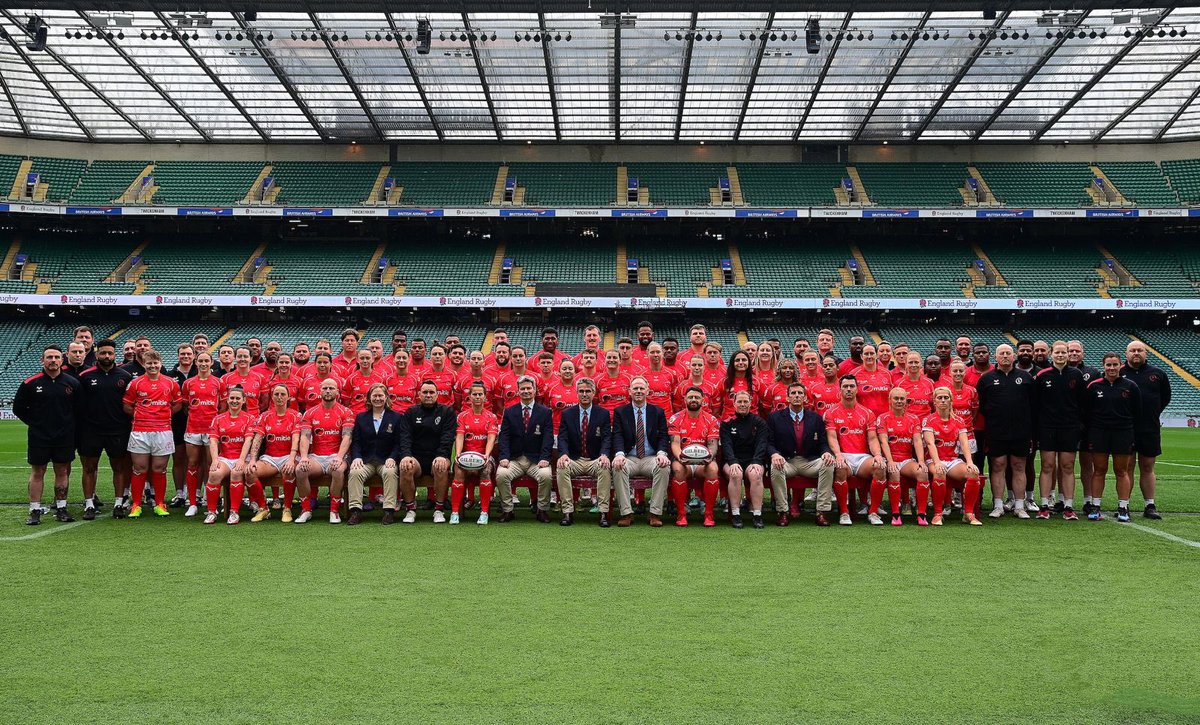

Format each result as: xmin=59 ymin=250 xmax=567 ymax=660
xmin=680 ymin=444 xmax=713 ymax=464
xmin=457 ymin=451 xmax=487 ymax=471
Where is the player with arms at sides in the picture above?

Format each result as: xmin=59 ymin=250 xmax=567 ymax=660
xmin=122 ymin=349 xmax=183 ymax=518
xmin=570 ymin=325 xmax=603 ymax=370
xmin=922 ymin=387 xmax=983 ymax=526
xmin=947 ymin=359 xmax=981 ymax=516
xmin=1033 ymin=342 xmax=1085 ymax=520
xmin=851 ymin=344 xmax=892 ymax=419
xmin=596 ymin=349 xmax=633 ymax=415
xmin=450 ymin=382 xmax=499 ymax=525
xmin=752 ymin=343 xmax=778 ymax=392
xmin=422 ymin=344 xmax=458 ymax=409
xmin=386 ymin=349 xmax=420 ymax=414
xmin=301 ymin=352 xmax=341 ymax=411
xmin=673 ymin=356 xmax=719 ymax=416
xmin=615 ymin=337 xmax=644 ymax=377
xmin=758 ymin=358 xmax=799 ymax=418
xmin=701 ymin=343 xmax=726 ymax=387
xmin=203 ymin=386 xmax=256 ymax=525
xmin=807 ymin=356 xmax=843 ymax=416
xmin=1085 ymin=353 xmax=1143 ymax=523
xmin=798 ymin=350 xmax=822 ymax=386
xmin=492 ymin=346 xmax=532 ymax=412
xmin=268 ymin=353 xmax=303 ymax=411
xmin=895 ymin=351 xmax=934 ymax=420
xmin=640 ymin=343 xmax=678 ymax=416
xmin=297 ymin=378 xmax=354 ymax=524
xmin=250 ymin=383 xmax=302 ymax=522
xmin=179 ymin=351 xmax=221 ymax=517
xmin=824 ymin=375 xmax=886 ymax=526
xmin=875 ymin=388 xmax=928 ymax=526
xmin=717 ymin=350 xmax=755 ymax=422
xmin=220 ymin=347 xmax=267 ymax=417
xmin=668 ymin=387 xmax=722 ymax=527
xmin=331 ymin=328 xmax=360 ymax=379
xmin=455 ymin=351 xmax=497 ymax=412
xmin=543 ymin=359 xmax=580 ymax=437
xmin=341 ymin=349 xmax=384 ymax=415
xmin=75 ymin=339 xmax=132 ymax=521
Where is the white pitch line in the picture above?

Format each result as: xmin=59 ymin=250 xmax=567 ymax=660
xmin=0 ymin=519 xmax=90 ymax=542
xmin=1156 ymin=461 xmax=1200 ymax=469
xmin=1113 ymin=520 xmax=1200 ymax=550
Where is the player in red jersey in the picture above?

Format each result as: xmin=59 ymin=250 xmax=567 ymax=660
xmin=877 ymin=342 xmax=894 ymax=371
xmin=632 ymin=321 xmax=655 ymax=366
xmin=451 ymin=382 xmax=499 ymax=525
xmin=203 ymin=385 xmax=255 ymax=525
xmin=445 ymin=344 xmax=466 ymax=376
xmin=955 ymin=336 xmax=973 ymax=366
xmin=422 ymin=344 xmax=458 ymax=408
xmin=615 ymin=337 xmax=644 ymax=377
xmin=481 ymin=328 xmax=506 ymax=368
xmin=268 ymin=353 xmax=303 ymax=412
xmin=220 ymin=347 xmax=267 ymax=416
xmin=837 ymin=335 xmax=866 ymax=377
xmin=573 ymin=348 xmax=600 ymax=382
xmin=889 ymin=344 xmax=911 ymax=385
xmin=297 ymin=378 xmax=354 ymax=524
xmin=758 ymin=358 xmax=799 ymax=417
xmin=122 ymin=349 xmax=183 ymax=518
xmin=852 ymin=344 xmax=893 ymax=417
xmin=455 ymin=350 xmax=497 ymax=412
xmin=249 ymin=340 xmax=281 ymax=380
xmin=340 ymin=349 xmax=385 ymax=414
xmin=331 ymin=328 xmax=360 ymax=380
xmin=492 ymin=346 xmax=532 ymax=411
xmin=536 ymin=327 xmax=569 ymax=368
xmin=924 ymin=354 xmax=953 ymax=390
xmin=595 ymin=350 xmax=633 ymax=414
xmin=964 ymin=342 xmax=993 ymax=388
xmin=701 ymin=343 xmax=726 ymax=386
xmin=640 ymin=342 xmax=678 ymax=415
xmin=301 ymin=352 xmax=341 ymax=410
xmin=717 ymin=350 xmax=754 ymax=422
xmin=673 ymin=356 xmax=719 ymax=415
xmin=948 ymin=360 xmax=979 ymax=446
xmin=251 ymin=383 xmax=302 ymax=522
xmin=291 ymin=342 xmax=313 ymax=379
xmin=543 ymin=360 xmax=580 ymax=435
xmin=570 ymin=325 xmax=603 ymax=370
xmin=484 ymin=341 xmax=511 ymax=378
xmin=823 ymin=375 xmax=885 ymax=526
xmin=407 ymin=338 xmax=429 ymax=376
xmin=807 ymin=356 xmax=842 ymax=415
xmin=180 ymin=351 xmax=221 ymax=517
xmin=798 ymin=350 xmax=822 ymax=385
xmin=922 ymin=387 xmax=983 ymax=526
xmin=372 ymin=338 xmax=396 ymax=378
xmin=668 ymin=387 xmax=722 ymax=527
xmin=387 ymin=349 xmax=420 ymax=413
xmin=896 ymin=352 xmax=934 ymax=419
xmin=752 ymin=343 xmax=777 ymax=392
xmin=534 ymin=352 xmax=557 ymax=395
xmin=682 ymin=324 xmax=707 ymax=365
xmin=661 ymin=338 xmax=689 ymax=380
xmin=875 ymin=388 xmax=928 ymax=526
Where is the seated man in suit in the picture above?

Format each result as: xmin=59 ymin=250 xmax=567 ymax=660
xmin=612 ymin=376 xmax=670 ymax=527
xmin=767 ymin=382 xmax=836 ymax=527
xmin=555 ymin=378 xmax=612 ymax=527
xmin=347 ymin=383 xmax=403 ymax=525
xmin=495 ymin=375 xmax=554 ymax=523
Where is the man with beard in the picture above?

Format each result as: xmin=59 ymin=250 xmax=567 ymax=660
xmin=296 ymin=378 xmax=354 ymax=524
xmin=1121 ymin=340 xmax=1170 ymax=520
xmin=16 ymin=345 xmax=81 ymax=525
xmin=955 ymin=336 xmax=973 ymax=366
xmin=121 ymin=336 xmax=151 ymax=378
xmin=792 ymin=337 xmax=811 ymax=368
xmin=1015 ymin=340 xmax=1038 ymax=374
xmin=632 ymin=321 xmax=655 ymax=366
xmin=978 ymin=344 xmax=1036 ymax=519
xmin=493 ymin=345 xmax=531 ymax=412
xmin=292 ymin=342 xmax=313 ymax=378
xmin=482 ymin=328 xmax=507 ymax=368
xmin=77 ymin=339 xmax=131 ymax=519
xmin=251 ymin=341 xmax=281 ymax=379
xmin=398 ymin=382 xmax=457 ymax=523
xmin=571 ymin=325 xmax=603 ymax=369
xmin=837 ymin=335 xmax=865 ymax=376
xmin=246 ymin=337 xmax=264 ymax=367
xmin=539 ymin=327 xmax=568 ymax=368
xmin=1032 ymin=341 xmax=1051 ymax=371
xmin=487 ymin=341 xmax=513 ymax=378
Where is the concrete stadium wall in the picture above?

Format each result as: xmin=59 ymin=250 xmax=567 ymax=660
xmin=3 ymin=134 xmax=1200 ymax=164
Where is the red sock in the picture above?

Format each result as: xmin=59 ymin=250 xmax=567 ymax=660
xmin=479 ymin=481 xmax=494 ymax=514
xmin=833 ymin=479 xmax=850 ymax=515
xmin=330 ymin=497 xmax=343 ymax=515
xmin=248 ymin=479 xmax=268 ymax=509
xmin=369 ymin=485 xmax=383 ymax=502
xmin=450 ymin=481 xmax=465 ymax=514
xmin=635 ymin=488 xmax=645 ymax=505
xmin=888 ymin=481 xmax=902 ymax=514
xmin=964 ymin=477 xmax=982 ymax=517
xmin=186 ymin=468 xmax=200 ymax=506
xmin=869 ymin=478 xmax=885 ymax=514
xmin=205 ymin=483 xmax=221 ymax=513
xmin=932 ymin=478 xmax=947 ymax=514
xmin=916 ymin=481 xmax=930 ymax=515
xmin=282 ymin=480 xmax=296 ymax=507
xmin=151 ymin=471 xmax=167 ymax=508
xmin=271 ymin=485 xmax=280 ymax=501
xmin=229 ymin=481 xmax=245 ymax=514
xmin=131 ymin=471 xmax=147 ymax=506
xmin=702 ymin=478 xmax=719 ymax=520
xmin=670 ymin=479 xmax=688 ymax=516
xmin=300 ymin=494 xmax=313 ymax=513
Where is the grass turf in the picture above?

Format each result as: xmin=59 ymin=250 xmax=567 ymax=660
xmin=0 ymin=422 xmax=1197 ymax=724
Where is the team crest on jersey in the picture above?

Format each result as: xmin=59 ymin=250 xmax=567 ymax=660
xmin=386 ymin=423 xmax=394 ymax=433
xmin=34 ymin=386 xmax=42 ymax=393
xmin=1015 ymin=377 xmax=1024 ymax=384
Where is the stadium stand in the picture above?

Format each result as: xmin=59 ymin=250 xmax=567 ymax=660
xmin=627 ymin=235 xmax=728 ymax=297
xmin=876 ymin=326 xmax=1010 ymax=357
xmin=854 ymin=163 xmax=967 ymax=207
xmin=1135 ymin=328 xmax=1200 ymax=378
xmin=387 ymin=163 xmax=497 ymax=206
xmin=972 ymin=242 xmax=1103 ymax=298
xmin=847 ymin=241 xmax=974 ymax=298
xmin=0 ymin=321 xmax=119 ymax=403
xmin=384 ymin=238 xmax=502 ymax=297
xmin=625 ymin=163 xmax=728 ymax=207
xmin=731 ymin=236 xmax=849 ymax=296
xmin=974 ymin=162 xmax=1094 ymax=207
xmin=270 ymin=161 xmax=382 ymax=206
xmin=265 ymin=240 xmax=390 ymax=296
xmin=1097 ymin=162 xmax=1179 ymax=207
xmin=506 ymin=163 xmax=616 ymax=207
xmin=150 ymin=161 xmax=263 ymax=206
xmin=401 ymin=324 xmax=487 ymax=351
xmin=1159 ymin=159 xmax=1200 ymax=204
xmin=28 ymin=156 xmax=89 ymax=202
xmin=66 ymin=161 xmax=147 ymax=205
xmin=224 ymin=323 xmax=350 ymax=353
xmin=505 ymin=236 xmax=615 ymax=286
xmin=734 ymin=163 xmax=844 ymax=207
xmin=1104 ymin=240 xmax=1200 ymax=298
xmin=8 ymin=236 xmax=136 ymax=294
xmin=138 ymin=239 xmax=266 ymax=295
xmin=0 ymin=154 xmax=21 ymax=197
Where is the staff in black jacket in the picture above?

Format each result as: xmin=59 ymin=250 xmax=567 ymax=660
xmin=766 ymin=383 xmax=835 ymax=527
xmin=1033 ymin=342 xmax=1085 ymax=520
xmin=977 ymin=344 xmax=1036 ymax=520
xmin=1068 ymin=340 xmax=1102 ymax=511
xmin=1121 ymin=340 xmax=1170 ymax=520
xmin=77 ymin=339 xmax=132 ymax=520
xmin=14 ymin=345 xmax=81 ymax=525
xmin=347 ymin=383 xmax=403 ymax=525
xmin=613 ymin=377 xmax=671 ymax=527
xmin=720 ymin=391 xmax=768 ymax=529
xmin=1085 ymin=353 xmax=1142 ymax=523
xmin=494 ymin=376 xmax=554 ymax=522
xmin=398 ymin=381 xmax=456 ymax=524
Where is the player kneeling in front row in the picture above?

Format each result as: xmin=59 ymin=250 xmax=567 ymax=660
xmin=875 ymin=388 xmax=928 ymax=526
xmin=922 ymin=388 xmax=983 ymax=526
xmin=452 ymin=382 xmax=499 ymax=525
xmin=720 ymin=391 xmax=768 ymax=529
xmin=669 ymin=387 xmax=722 ymax=527
xmin=824 ymin=375 xmax=886 ymax=526
xmin=251 ymin=383 xmax=302 ymax=522
xmin=204 ymin=386 xmax=256 ymax=525
xmin=297 ymin=378 xmax=355 ymax=524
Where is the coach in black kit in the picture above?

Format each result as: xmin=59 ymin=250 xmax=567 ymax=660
xmin=1121 ymin=340 xmax=1170 ymax=520
xmin=397 ymin=381 xmax=457 ymax=523
xmin=1085 ymin=353 xmax=1143 ymax=523
xmin=977 ymin=344 xmax=1036 ymax=519
xmin=77 ymin=339 xmax=134 ymax=520
xmin=14 ymin=345 xmax=81 ymax=525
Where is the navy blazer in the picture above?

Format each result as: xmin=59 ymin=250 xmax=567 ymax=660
xmin=497 ymin=401 xmax=554 ymax=463
xmin=350 ymin=408 xmax=404 ymax=463
xmin=611 ymin=402 xmax=669 ymax=457
xmin=766 ymin=408 xmax=831 ymax=459
xmin=557 ymin=404 xmax=612 ymax=459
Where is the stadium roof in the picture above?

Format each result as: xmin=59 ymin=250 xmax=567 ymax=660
xmin=2 ymin=4 xmax=1200 ymax=144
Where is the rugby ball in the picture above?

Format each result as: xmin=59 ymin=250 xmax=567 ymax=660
xmin=457 ymin=452 xmax=487 ymax=471
xmin=680 ymin=444 xmax=713 ymax=465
